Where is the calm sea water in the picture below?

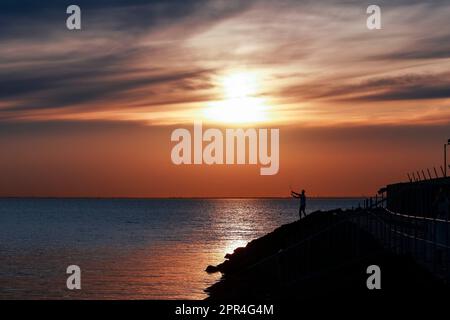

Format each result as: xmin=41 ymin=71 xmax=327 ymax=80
xmin=0 ymin=198 xmax=360 ymax=299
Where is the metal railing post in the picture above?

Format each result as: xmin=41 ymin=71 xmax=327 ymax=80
xmin=414 ymin=213 xmax=418 ymax=260
xmin=433 ymin=217 xmax=437 ymax=273
xmin=400 ymin=215 xmax=404 ymax=255
xmin=447 ymin=214 xmax=449 ymax=281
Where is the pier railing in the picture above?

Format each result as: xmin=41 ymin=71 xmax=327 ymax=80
xmin=241 ymin=210 xmax=384 ymax=290
xmin=354 ymin=206 xmax=450 ymax=282
xmin=240 ymin=205 xmax=450 ymax=291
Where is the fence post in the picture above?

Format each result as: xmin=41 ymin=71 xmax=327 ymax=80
xmin=394 ymin=214 xmax=398 ymax=254
xmin=445 ymin=215 xmax=450 ymax=282
xmin=433 ymin=218 xmax=437 ymax=273
xmin=400 ymin=215 xmax=404 ymax=255
xmin=414 ymin=215 xmax=418 ymax=260
xmin=389 ymin=211 xmax=392 ymax=251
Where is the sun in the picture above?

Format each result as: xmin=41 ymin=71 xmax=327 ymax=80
xmin=204 ymin=72 xmax=268 ymax=124
xmin=223 ymin=72 xmax=258 ymax=99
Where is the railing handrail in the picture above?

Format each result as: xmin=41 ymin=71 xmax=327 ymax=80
xmin=221 ymin=207 xmax=450 ymax=287
xmin=364 ymin=208 xmax=450 ymax=250
xmin=381 ymin=207 xmax=449 ymax=224
xmin=245 ymin=208 xmax=449 ymax=274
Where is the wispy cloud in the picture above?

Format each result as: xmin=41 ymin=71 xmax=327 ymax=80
xmin=0 ymin=0 xmax=449 ymax=126
xmin=280 ymin=73 xmax=450 ymax=102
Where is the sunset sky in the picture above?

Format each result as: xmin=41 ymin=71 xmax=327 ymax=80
xmin=1 ymin=0 xmax=449 ymax=197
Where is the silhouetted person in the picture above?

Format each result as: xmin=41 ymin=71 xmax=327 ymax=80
xmin=291 ymin=189 xmax=306 ymax=219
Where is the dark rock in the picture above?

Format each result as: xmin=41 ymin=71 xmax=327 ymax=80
xmin=205 ymin=265 xmax=219 ymax=273
xmin=204 ymin=208 xmax=448 ymax=300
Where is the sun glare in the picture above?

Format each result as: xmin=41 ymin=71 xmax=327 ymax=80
xmin=223 ymin=239 xmax=248 ymax=256
xmin=204 ymin=72 xmax=268 ymax=124
xmin=223 ymin=72 xmax=258 ymax=99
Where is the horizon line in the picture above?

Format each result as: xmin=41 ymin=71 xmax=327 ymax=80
xmin=0 ymin=196 xmax=366 ymax=200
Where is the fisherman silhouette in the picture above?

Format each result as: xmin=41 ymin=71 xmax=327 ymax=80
xmin=291 ymin=189 xmax=307 ymax=219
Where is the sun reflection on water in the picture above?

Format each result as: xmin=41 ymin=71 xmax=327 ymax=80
xmin=223 ymin=239 xmax=248 ymax=256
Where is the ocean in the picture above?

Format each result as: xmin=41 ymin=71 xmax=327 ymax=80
xmin=0 ymin=198 xmax=360 ymax=299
